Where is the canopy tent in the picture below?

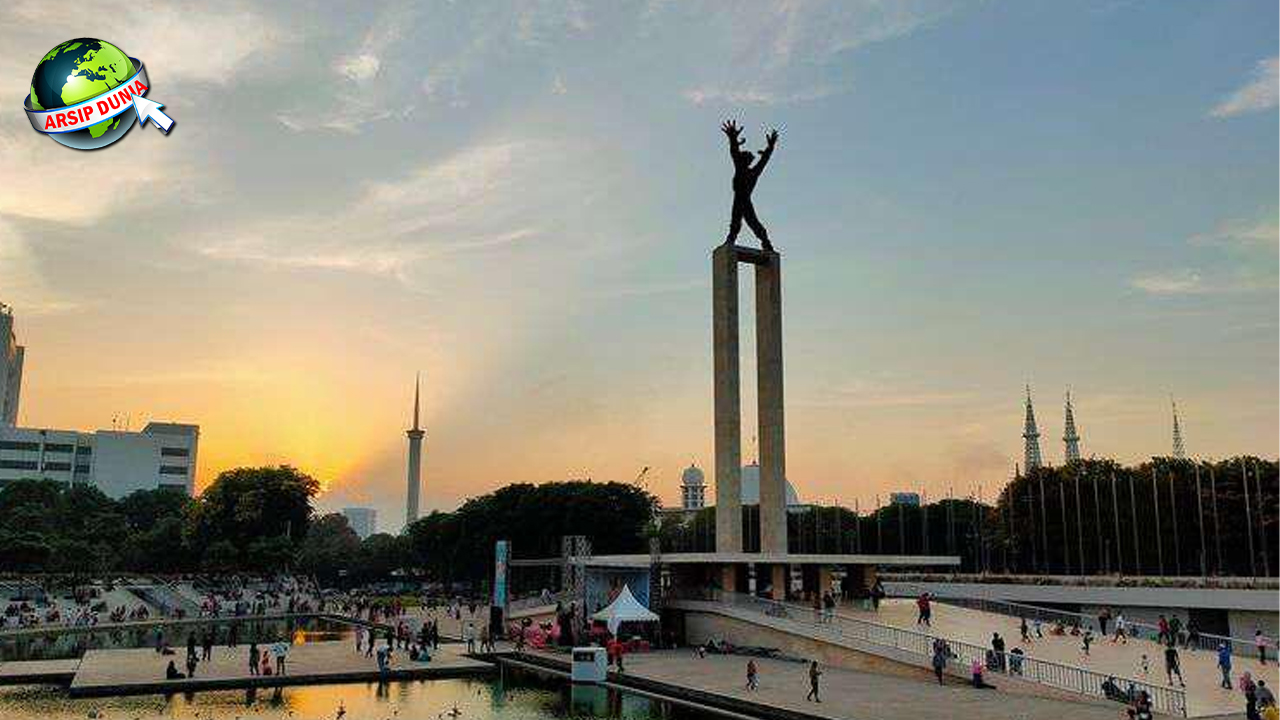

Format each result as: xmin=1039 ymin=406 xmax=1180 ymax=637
xmin=591 ymin=584 xmax=659 ymax=635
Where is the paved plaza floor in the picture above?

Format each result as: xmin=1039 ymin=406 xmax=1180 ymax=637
xmin=858 ymin=598 xmax=1268 ymax=717
xmin=530 ymin=647 xmax=1167 ymax=720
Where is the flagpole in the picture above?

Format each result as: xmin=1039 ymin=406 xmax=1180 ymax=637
xmin=1195 ymin=463 xmax=1207 ymax=578
xmin=1129 ymin=473 xmax=1142 ymax=574
xmin=1241 ymin=458 xmax=1257 ymax=577
xmin=1074 ymin=471 xmax=1085 ymax=576
xmin=1152 ymin=466 xmax=1165 ymax=576
xmin=1254 ymin=459 xmax=1270 ymax=577
xmin=1110 ymin=471 xmax=1122 ymax=575
xmin=1210 ymin=465 xmax=1224 ymax=575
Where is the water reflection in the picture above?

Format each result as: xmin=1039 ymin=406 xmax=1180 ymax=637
xmin=0 ymin=668 xmax=695 ymax=719
xmin=0 ymin=617 xmax=355 ymax=662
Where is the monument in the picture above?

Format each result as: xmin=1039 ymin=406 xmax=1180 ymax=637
xmin=406 ymin=373 xmax=425 ymax=527
xmin=714 ymin=121 xmax=787 ymax=570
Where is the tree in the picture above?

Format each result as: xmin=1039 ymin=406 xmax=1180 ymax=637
xmin=297 ymin=513 xmax=361 ymax=585
xmin=406 ymin=481 xmax=656 ymax=587
xmin=356 ymin=533 xmax=407 ymax=582
xmin=185 ymin=465 xmax=320 ymax=559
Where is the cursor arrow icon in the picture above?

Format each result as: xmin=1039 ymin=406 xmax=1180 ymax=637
xmin=131 ymin=95 xmax=174 ymax=133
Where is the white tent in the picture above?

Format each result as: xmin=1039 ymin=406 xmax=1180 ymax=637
xmin=591 ymin=584 xmax=659 ymax=635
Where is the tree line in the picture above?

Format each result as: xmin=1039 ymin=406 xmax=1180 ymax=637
xmin=0 ymin=471 xmax=659 ymax=591
xmin=658 ymin=456 xmax=1277 ymax=577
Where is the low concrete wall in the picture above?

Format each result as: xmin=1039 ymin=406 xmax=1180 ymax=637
xmin=684 ymin=611 xmax=929 ymax=681
xmin=885 ymin=581 xmax=1277 ymax=612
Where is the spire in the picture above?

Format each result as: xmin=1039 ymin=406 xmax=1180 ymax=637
xmin=412 ymin=372 xmax=421 ymax=432
xmin=1023 ymin=385 xmax=1043 ymax=471
xmin=1171 ymin=397 xmax=1186 ymax=459
xmin=1063 ymin=389 xmax=1081 ymax=463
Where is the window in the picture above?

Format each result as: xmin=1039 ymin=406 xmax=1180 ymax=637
xmin=160 ymin=447 xmax=189 ymax=457
xmin=0 ymin=441 xmax=40 ymax=452
xmin=74 ymin=464 xmax=91 ymax=474
xmin=158 ymin=483 xmax=187 ymax=492
xmin=158 ymin=465 xmax=188 ymax=475
xmin=43 ymin=443 xmax=74 ymax=453
xmin=75 ymin=446 xmax=92 ymax=455
xmin=42 ymin=461 xmax=71 ymax=471
xmin=0 ymin=460 xmax=38 ymax=470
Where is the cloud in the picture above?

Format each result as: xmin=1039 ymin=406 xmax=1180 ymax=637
xmin=193 ymin=138 xmax=601 ymax=277
xmin=277 ymin=8 xmax=410 ymax=133
xmin=683 ymin=84 xmax=839 ymax=106
xmin=1130 ymin=269 xmax=1207 ymax=295
xmin=0 ymin=218 xmax=79 ymax=315
xmin=1189 ymin=216 xmax=1279 ymax=249
xmin=1210 ymin=56 xmax=1279 ymax=118
xmin=0 ymin=0 xmax=285 ymax=106
xmin=662 ymin=0 xmax=965 ymax=106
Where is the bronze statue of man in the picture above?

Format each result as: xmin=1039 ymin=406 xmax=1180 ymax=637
xmin=721 ymin=120 xmax=779 ymax=252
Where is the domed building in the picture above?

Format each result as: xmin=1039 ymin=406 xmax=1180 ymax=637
xmin=680 ymin=463 xmax=706 ymax=510
xmin=739 ymin=461 xmax=801 ymax=506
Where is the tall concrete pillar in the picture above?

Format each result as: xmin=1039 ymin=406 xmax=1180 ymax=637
xmin=755 ymin=252 xmax=787 ymax=554
xmin=713 ymin=244 xmax=743 ymax=553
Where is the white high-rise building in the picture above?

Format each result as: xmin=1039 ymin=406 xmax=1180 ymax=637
xmin=0 ymin=303 xmax=24 ymax=426
xmin=342 ymin=507 xmax=377 ymax=539
xmin=0 ymin=302 xmax=199 ymax=498
xmin=0 ymin=422 xmax=199 ymax=498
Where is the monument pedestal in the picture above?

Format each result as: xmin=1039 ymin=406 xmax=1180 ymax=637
xmin=713 ymin=243 xmax=788 ymax=556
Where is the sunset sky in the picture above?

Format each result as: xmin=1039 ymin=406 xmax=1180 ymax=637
xmin=1 ymin=1 xmax=1276 ymax=532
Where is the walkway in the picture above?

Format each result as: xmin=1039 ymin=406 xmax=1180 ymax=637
xmin=862 ymin=598 xmax=1263 ymax=717
xmin=522 ymin=648 xmax=1164 ymax=720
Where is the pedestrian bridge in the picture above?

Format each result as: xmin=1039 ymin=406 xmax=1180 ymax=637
xmin=670 ymin=592 xmax=1209 ymax=716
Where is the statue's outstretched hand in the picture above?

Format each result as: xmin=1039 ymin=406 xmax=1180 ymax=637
xmin=721 ymin=120 xmax=742 ymax=138
xmin=766 ymin=128 xmax=779 ymax=147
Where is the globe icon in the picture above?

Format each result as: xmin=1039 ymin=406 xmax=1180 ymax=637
xmin=28 ymin=38 xmax=136 ymax=150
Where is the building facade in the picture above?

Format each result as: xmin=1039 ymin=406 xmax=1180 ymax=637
xmin=0 ymin=422 xmax=199 ymax=498
xmin=0 ymin=304 xmax=23 ymax=426
xmin=342 ymin=507 xmax=377 ymax=539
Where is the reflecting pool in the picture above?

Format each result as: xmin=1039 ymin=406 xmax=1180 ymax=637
xmin=0 ymin=666 xmax=708 ymax=719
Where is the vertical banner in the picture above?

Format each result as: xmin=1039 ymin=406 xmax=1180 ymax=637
xmin=493 ymin=540 xmax=510 ymax=609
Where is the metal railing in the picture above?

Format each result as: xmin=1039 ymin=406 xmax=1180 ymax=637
xmin=886 ymin=581 xmax=1256 ymax=655
xmin=677 ymin=589 xmax=1187 ymax=717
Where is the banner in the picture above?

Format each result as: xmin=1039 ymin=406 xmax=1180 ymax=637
xmin=493 ymin=540 xmax=510 ymax=609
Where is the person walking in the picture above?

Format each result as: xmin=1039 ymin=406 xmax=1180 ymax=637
xmin=931 ymin=638 xmax=949 ymax=685
xmin=1257 ymin=679 xmax=1275 ymax=709
xmin=273 ymin=640 xmax=288 ymax=676
xmin=806 ymin=661 xmax=822 ymax=702
xmin=745 ymin=659 xmax=758 ymax=691
xmin=1082 ymin=629 xmax=1094 ymax=657
xmin=1098 ymin=607 xmax=1111 ymax=637
xmin=916 ymin=593 xmax=932 ymax=627
xmin=1019 ymin=617 xmax=1031 ymax=643
xmin=1257 ymin=630 xmax=1270 ymax=666
xmin=1157 ymin=615 xmax=1170 ymax=646
xmin=185 ymin=651 xmax=198 ymax=679
xmin=1113 ymin=614 xmax=1128 ymax=644
xmin=1242 ymin=673 xmax=1261 ymax=720
xmin=1219 ymin=642 xmax=1235 ymax=690
xmin=1165 ymin=644 xmax=1185 ymax=687
xmin=991 ymin=633 xmax=1006 ymax=672
xmin=248 ymin=643 xmax=260 ymax=676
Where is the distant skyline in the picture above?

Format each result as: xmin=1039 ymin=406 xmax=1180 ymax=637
xmin=1 ymin=1 xmax=1275 ymax=528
